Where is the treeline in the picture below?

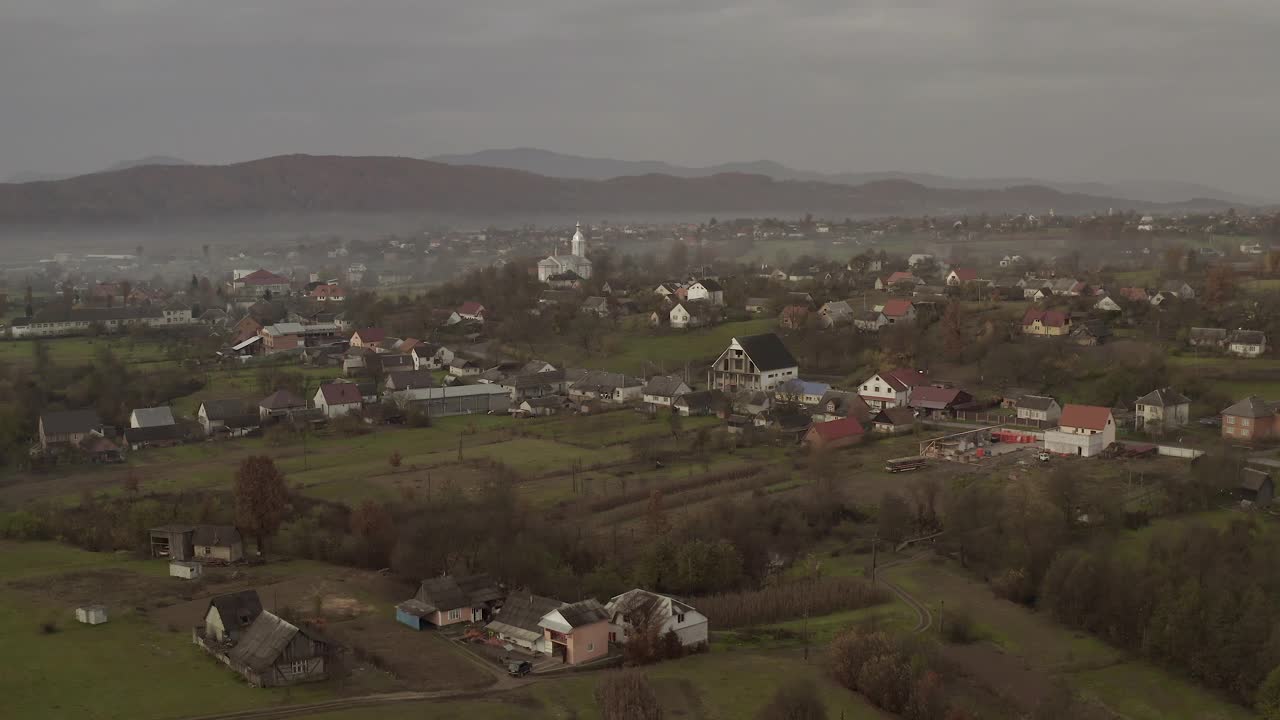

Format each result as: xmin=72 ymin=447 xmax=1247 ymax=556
xmin=695 ymin=577 xmax=888 ymax=629
xmin=1039 ymin=517 xmax=1280 ymax=707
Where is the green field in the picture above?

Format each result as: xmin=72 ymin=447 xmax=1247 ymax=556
xmin=0 ymin=336 xmax=170 ymax=366
xmin=568 ymin=318 xmax=776 ymax=372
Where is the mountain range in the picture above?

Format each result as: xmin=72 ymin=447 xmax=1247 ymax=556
xmin=0 ymin=154 xmax=1235 ymax=225
xmin=428 ymin=148 xmax=1264 ymax=206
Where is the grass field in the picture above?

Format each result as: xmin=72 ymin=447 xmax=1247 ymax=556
xmin=0 ymin=336 xmax=170 ymax=366
xmin=567 ymin=318 xmax=776 ymax=371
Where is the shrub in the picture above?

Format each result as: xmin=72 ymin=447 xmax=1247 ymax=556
xmin=942 ymin=606 xmax=977 ymax=645
xmin=756 ymin=679 xmax=828 ymax=720
xmin=596 ymin=670 xmax=663 ymax=720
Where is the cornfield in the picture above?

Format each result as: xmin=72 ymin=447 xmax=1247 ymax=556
xmin=694 ymin=577 xmax=890 ymax=629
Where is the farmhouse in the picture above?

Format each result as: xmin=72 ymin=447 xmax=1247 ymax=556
xmin=673 ymin=390 xmax=723 ymax=417
xmin=857 ymin=368 xmax=928 ymax=410
xmin=204 ymin=590 xmax=264 ymax=642
xmin=908 ymin=386 xmax=974 ymax=418
xmin=196 ymin=610 xmax=329 ymax=687
xmin=258 ymin=390 xmax=307 ymax=420
xmin=1022 ymin=308 xmax=1072 ymax=337
xmin=397 ymin=574 xmax=504 ymax=630
xmin=457 ymin=301 xmax=487 ymax=322
xmin=871 ymin=407 xmax=916 ymax=434
xmin=706 ymin=334 xmax=799 ymax=393
xmin=1134 ymin=387 xmax=1191 ymax=432
xmin=606 ymin=589 xmax=709 ymax=649
xmin=818 ymin=300 xmax=854 ymax=328
xmin=313 ymin=382 xmax=363 ymax=418
xmin=198 ymin=400 xmax=256 ymax=436
xmin=569 ymin=371 xmax=644 ymax=404
xmin=812 ymin=390 xmax=871 ymax=423
xmin=945 ymin=268 xmax=979 ymax=286
xmin=486 ymin=594 xmax=564 ymax=654
xmin=1016 ymin=396 xmax=1062 ymax=424
xmin=643 ymin=375 xmax=693 ymax=412
xmin=1043 ymin=404 xmax=1116 ymax=457
xmin=38 ymin=409 xmax=105 ymax=450
xmin=349 ymin=327 xmax=386 ymax=349
xmin=1221 ymin=397 xmax=1280 ymax=441
xmin=686 ymin=279 xmax=724 ymax=306
xmin=881 ymin=299 xmax=916 ymax=324
xmin=1229 ymin=330 xmax=1267 ymax=358
xmin=129 ymin=407 xmax=175 ymax=429
xmin=537 ymin=599 xmax=611 ymax=666
xmin=412 ymin=343 xmax=454 ymax=370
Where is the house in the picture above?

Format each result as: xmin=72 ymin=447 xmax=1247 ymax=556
xmin=706 ymin=334 xmax=799 ymax=393
xmin=745 ymin=297 xmax=769 ymax=314
xmin=124 ymin=423 xmax=184 ymax=450
xmin=871 ymin=407 xmax=916 ymax=434
xmin=498 ymin=370 xmax=567 ymax=403
xmin=1135 ymin=388 xmax=1191 ymax=432
xmin=457 ymin=301 xmax=486 ymax=322
xmin=606 ymin=589 xmax=709 ymax=649
xmin=857 ymin=368 xmax=928 ymax=410
xmin=853 ymin=310 xmax=887 ymax=332
xmin=581 ymin=296 xmax=610 ymax=317
xmin=778 ymin=305 xmax=809 ymax=329
xmin=518 ymin=396 xmax=570 ymax=417
xmin=309 ymin=284 xmax=345 ymax=302
xmin=908 ymin=386 xmax=974 ymax=418
xmin=412 ymin=343 xmax=454 ymax=370
xmin=1016 ymin=396 xmax=1062 ymax=424
xmin=230 ymin=269 xmax=292 ymax=298
xmin=670 ymin=303 xmax=700 ymax=329
xmin=818 ymin=300 xmax=854 ymax=328
xmin=150 ymin=524 xmax=245 ymax=563
xmin=999 ymin=255 xmax=1024 ymax=267
xmin=1094 ymin=296 xmax=1122 ymax=313
xmin=812 ymin=390 xmax=871 ymax=424
xmin=673 ymin=390 xmax=724 ymax=417
xmin=349 ymin=328 xmax=386 ymax=349
xmin=1070 ymin=320 xmax=1111 ymax=347
xmin=878 ymin=271 xmax=922 ymax=291
xmin=945 ymin=268 xmax=979 ymax=286
xmin=449 ymin=357 xmax=482 ymax=377
xmin=373 ymin=353 xmax=415 ymax=375
xmin=1229 ymin=330 xmax=1267 ymax=358
xmin=396 ymin=574 xmax=504 ymax=630
xmin=538 ymin=599 xmax=611 ymax=666
xmin=258 ymin=390 xmax=307 ymax=420
xmin=776 ymin=379 xmax=831 ymax=406
xmin=198 ymin=400 xmax=255 ymax=436
xmin=654 ymin=283 xmax=679 ymax=298
xmin=1021 ymin=308 xmax=1072 ymax=337
xmin=1043 ymin=404 xmax=1116 ymax=457
xmin=643 ymin=375 xmax=693 ymax=412
xmin=803 ymin=416 xmax=866 ymax=450
xmin=313 ymin=382 xmax=363 ymax=418
xmin=384 ymin=370 xmax=437 ymax=393
xmin=1160 ymin=281 xmax=1196 ymax=300
xmin=485 ymin=594 xmax=564 ymax=654
xmin=686 ymin=279 xmax=724 ymax=306
xmin=881 ymin=299 xmax=916 ymax=324
xmin=569 ymin=371 xmax=644 ymax=404
xmin=1221 ymin=397 xmax=1280 ymax=441
xmin=1117 ymin=287 xmax=1149 ymax=303
xmin=1050 ymin=278 xmax=1085 ymax=296
xmin=1239 ymin=469 xmax=1275 ymax=506
xmin=38 ymin=409 xmax=105 ymax=450
xmin=204 ymin=590 xmax=264 ymax=643
xmin=1189 ymin=327 xmax=1229 ymax=349
xmin=198 ymin=610 xmax=328 ymax=687
xmin=129 ymin=406 xmax=175 ymax=429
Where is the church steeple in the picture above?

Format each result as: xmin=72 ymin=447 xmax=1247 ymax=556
xmin=571 ymin=222 xmax=586 ymax=257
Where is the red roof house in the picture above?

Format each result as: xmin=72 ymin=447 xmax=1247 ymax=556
xmin=457 ymin=302 xmax=486 ymax=320
xmin=1022 ymin=308 xmax=1072 ymax=335
xmin=350 ymin=328 xmax=386 ymax=347
xmin=946 ymin=268 xmax=979 ymax=285
xmin=1059 ymin=404 xmax=1113 ymax=432
xmin=803 ymin=416 xmax=866 ymax=450
xmin=238 ymin=269 xmax=290 ymax=286
xmin=882 ymin=299 xmax=916 ymax=322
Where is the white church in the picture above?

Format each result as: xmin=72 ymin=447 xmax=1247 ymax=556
xmin=537 ymin=223 xmax=593 ymax=283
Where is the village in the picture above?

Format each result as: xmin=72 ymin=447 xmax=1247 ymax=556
xmin=3 ymin=211 xmax=1280 ymax=720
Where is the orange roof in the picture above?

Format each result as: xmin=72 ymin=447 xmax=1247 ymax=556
xmin=950 ymin=268 xmax=978 ymax=282
xmin=882 ymin=299 xmax=914 ymax=318
xmin=1060 ymin=404 xmax=1112 ymax=431
xmin=809 ymin=416 xmax=865 ymax=440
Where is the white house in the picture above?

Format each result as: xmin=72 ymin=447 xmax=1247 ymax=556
xmin=1043 ymin=404 xmax=1115 ymax=457
xmin=130 ymin=406 xmax=176 ymax=429
xmin=1229 ymin=330 xmax=1267 ymax=358
xmin=642 ymin=376 xmax=692 ymax=412
xmin=606 ymin=589 xmax=709 ymax=649
xmin=669 ymin=303 xmax=697 ymax=330
xmin=1135 ymin=387 xmax=1191 ymax=432
xmin=412 ymin=343 xmax=454 ymax=370
xmin=313 ymin=383 xmax=363 ymax=418
xmin=686 ymin=280 xmax=724 ymax=306
xmin=706 ymin=334 xmax=799 ymax=393
xmin=1016 ymin=395 xmax=1062 ymax=424
xmin=857 ymin=369 xmax=928 ymax=410
xmin=1094 ymin=296 xmax=1122 ymax=313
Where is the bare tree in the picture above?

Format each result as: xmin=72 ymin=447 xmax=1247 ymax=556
xmin=233 ymin=456 xmax=290 ymax=554
xmin=596 ymin=670 xmax=663 ymax=720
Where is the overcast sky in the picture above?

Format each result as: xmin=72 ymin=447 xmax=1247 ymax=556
xmin=2 ymin=0 xmax=1278 ymax=195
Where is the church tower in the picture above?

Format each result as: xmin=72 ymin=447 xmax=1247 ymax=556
xmin=571 ymin=222 xmax=586 ymax=257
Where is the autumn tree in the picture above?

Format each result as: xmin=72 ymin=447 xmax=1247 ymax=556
xmin=668 ymin=410 xmax=683 ymax=438
xmin=233 ymin=455 xmax=290 ymax=554
xmin=756 ymin=679 xmax=827 ymax=720
xmin=941 ymin=301 xmax=965 ymax=361
xmin=122 ymin=471 xmax=140 ymax=497
xmin=1204 ymin=265 xmax=1236 ymax=305
xmin=597 ymin=671 xmax=663 ymax=720
xmin=348 ymin=500 xmax=397 ymax=567
xmin=877 ymin=492 xmax=913 ymax=544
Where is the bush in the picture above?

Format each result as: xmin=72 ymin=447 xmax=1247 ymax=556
xmin=596 ymin=670 xmax=663 ymax=720
xmin=756 ymin=679 xmax=827 ymax=720
xmin=942 ymin=606 xmax=977 ymax=645
xmin=40 ymin=620 xmax=59 ymax=635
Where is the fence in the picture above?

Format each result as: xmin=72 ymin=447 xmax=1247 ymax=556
xmin=952 ymin=410 xmax=1051 ymax=430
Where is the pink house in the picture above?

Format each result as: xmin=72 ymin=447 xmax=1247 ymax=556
xmin=537 ymin=599 xmax=611 ymax=665
xmin=396 ymin=574 xmax=503 ymax=630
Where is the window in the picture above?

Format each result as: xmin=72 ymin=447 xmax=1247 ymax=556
xmin=676 ymin=613 xmax=686 ymax=624
xmin=587 ymin=642 xmax=595 ymax=652
xmin=448 ymin=608 xmax=461 ymax=620
xmin=287 ymin=660 xmax=308 ymax=675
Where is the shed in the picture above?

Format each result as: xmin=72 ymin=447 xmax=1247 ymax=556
xmin=1241 ymin=468 xmax=1275 ymax=506
xmin=170 ymin=561 xmax=203 ymax=580
xmin=76 ymin=605 xmax=108 ymax=625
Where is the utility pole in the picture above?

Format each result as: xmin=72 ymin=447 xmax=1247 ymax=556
xmin=871 ymin=536 xmax=878 ymax=585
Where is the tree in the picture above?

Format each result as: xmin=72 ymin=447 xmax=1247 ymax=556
xmin=877 ymin=492 xmax=913 ymax=543
xmin=941 ymin=301 xmax=965 ymax=361
xmin=348 ymin=500 xmax=397 ymax=568
xmin=1205 ymin=266 xmax=1236 ymax=305
xmin=24 ymin=283 xmax=33 ymax=317
xmin=596 ymin=671 xmax=663 ymax=720
xmin=389 ymin=450 xmax=402 ymax=469
xmin=668 ymin=410 xmax=683 ymax=438
xmin=122 ymin=471 xmax=140 ymax=497
xmin=233 ymin=456 xmax=290 ymax=554
xmin=119 ymin=280 xmax=132 ymax=306
xmin=1258 ymin=665 xmax=1280 ymax=719
xmin=756 ymin=679 xmax=827 ymax=720
xmin=1046 ymin=467 xmax=1082 ymax=529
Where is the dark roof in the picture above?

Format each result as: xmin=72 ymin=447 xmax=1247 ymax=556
xmin=259 ymin=389 xmax=306 ymax=410
xmin=201 ymin=399 xmax=249 ymax=421
xmin=124 ymin=424 xmax=183 ymax=444
xmin=909 ymin=386 xmax=971 ymax=410
xmin=556 ymin=599 xmax=610 ymax=628
xmin=1136 ymin=387 xmax=1190 ymax=408
xmin=1241 ymin=468 xmax=1272 ymax=492
xmin=227 ymin=612 xmax=306 ymax=672
xmin=1190 ymin=327 xmax=1228 ymax=340
xmin=193 ymin=525 xmax=241 ymax=547
xmin=1223 ymin=396 xmax=1280 ymax=419
xmin=318 ymin=382 xmax=363 ymax=405
xmin=736 ymin=334 xmax=798 ymax=371
xmin=676 ymin=390 xmax=724 ymax=413
xmin=1231 ymin=330 xmax=1266 ymax=345
xmin=352 ymin=327 xmax=387 ymax=342
xmin=40 ymin=409 xmax=103 ymax=435
xmin=695 ymin=278 xmax=723 ymax=291
xmin=385 ymin=371 xmax=437 ymax=391
xmin=1018 ymin=395 xmax=1059 ymax=412
xmin=874 ymin=407 xmax=916 ymax=426
xmin=489 ymin=594 xmax=564 ymax=637
xmin=208 ymin=590 xmax=263 ymax=633
xmin=643 ymin=375 xmax=690 ymax=397
xmin=415 ymin=573 xmax=501 ymax=611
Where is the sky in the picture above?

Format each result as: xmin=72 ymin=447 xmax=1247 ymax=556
xmin=2 ymin=0 xmax=1278 ymax=195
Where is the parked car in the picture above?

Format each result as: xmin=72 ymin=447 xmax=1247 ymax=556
xmin=506 ymin=659 xmax=532 ymax=677
xmin=1038 ymin=452 xmax=1051 ymax=462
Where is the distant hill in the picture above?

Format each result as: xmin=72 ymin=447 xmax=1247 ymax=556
xmin=429 ymin=148 xmax=1264 ymax=206
xmin=6 ymin=155 xmax=191 ymax=184
xmin=0 ymin=154 xmax=1231 ymax=225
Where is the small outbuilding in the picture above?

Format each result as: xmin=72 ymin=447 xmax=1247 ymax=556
xmin=170 ymin=561 xmax=203 ymax=580
xmin=76 ymin=605 xmax=108 ymax=625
